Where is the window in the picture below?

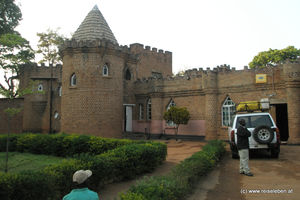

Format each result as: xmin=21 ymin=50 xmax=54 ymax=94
xmin=222 ymin=97 xmax=235 ymax=126
xmin=236 ymin=115 xmax=273 ymax=129
xmin=147 ymin=98 xmax=151 ymax=120
xmin=138 ymin=104 xmax=144 ymax=120
xmin=125 ymin=69 xmax=131 ymax=80
xmin=58 ymin=86 xmax=62 ymax=96
xmin=70 ymin=73 xmax=77 ymax=86
xmin=54 ymin=111 xmax=60 ymax=119
xmin=166 ymin=99 xmax=176 ymax=126
xmin=37 ymin=84 xmax=43 ymax=92
xmin=103 ymin=64 xmax=109 ymax=76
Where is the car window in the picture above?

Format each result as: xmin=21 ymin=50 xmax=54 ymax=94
xmin=250 ymin=115 xmax=273 ymax=127
xmin=236 ymin=117 xmax=251 ymax=128
xmin=236 ymin=115 xmax=273 ymax=128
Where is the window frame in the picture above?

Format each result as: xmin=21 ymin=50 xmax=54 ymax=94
xmin=138 ymin=103 xmax=144 ymax=120
xmin=166 ymin=99 xmax=176 ymax=127
xmin=58 ymin=86 xmax=62 ymax=96
xmin=222 ymin=97 xmax=235 ymax=127
xmin=125 ymin=68 xmax=131 ymax=80
xmin=103 ymin=64 xmax=109 ymax=76
xmin=70 ymin=73 xmax=77 ymax=86
xmin=146 ymin=98 xmax=151 ymax=120
xmin=37 ymin=83 xmax=43 ymax=92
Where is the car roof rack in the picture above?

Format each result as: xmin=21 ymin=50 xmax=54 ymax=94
xmin=235 ymin=100 xmax=270 ymax=114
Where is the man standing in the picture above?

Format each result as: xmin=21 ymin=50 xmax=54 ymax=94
xmin=237 ymin=119 xmax=253 ymax=176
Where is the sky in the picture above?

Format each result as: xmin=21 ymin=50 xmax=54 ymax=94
xmin=9 ymin=0 xmax=300 ymax=73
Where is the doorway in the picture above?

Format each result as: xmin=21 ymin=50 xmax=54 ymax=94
xmin=275 ymin=104 xmax=289 ymax=141
xmin=125 ymin=106 xmax=132 ymax=132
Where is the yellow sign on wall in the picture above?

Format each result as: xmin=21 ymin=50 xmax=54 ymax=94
xmin=256 ymin=74 xmax=267 ymax=83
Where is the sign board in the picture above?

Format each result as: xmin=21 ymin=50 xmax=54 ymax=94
xmin=256 ymin=74 xmax=267 ymax=83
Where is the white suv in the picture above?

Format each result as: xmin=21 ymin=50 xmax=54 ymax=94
xmin=228 ymin=112 xmax=280 ymax=158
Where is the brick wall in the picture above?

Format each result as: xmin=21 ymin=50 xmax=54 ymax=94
xmin=0 ymin=98 xmax=24 ymax=134
xmin=61 ymin=45 xmax=124 ymax=137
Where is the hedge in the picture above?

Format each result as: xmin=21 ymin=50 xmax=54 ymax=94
xmin=0 ymin=134 xmax=167 ymax=200
xmin=120 ymin=140 xmax=226 ymax=200
xmin=0 ymin=133 xmax=144 ymax=157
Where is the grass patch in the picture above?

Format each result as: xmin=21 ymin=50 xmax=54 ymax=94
xmin=0 ymin=152 xmax=69 ymax=173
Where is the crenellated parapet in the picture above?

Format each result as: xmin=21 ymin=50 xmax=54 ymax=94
xmin=20 ymin=62 xmax=62 ymax=80
xmin=60 ymin=39 xmax=172 ymax=63
xmin=134 ymin=64 xmax=286 ymax=96
xmin=127 ymin=43 xmax=172 ymax=59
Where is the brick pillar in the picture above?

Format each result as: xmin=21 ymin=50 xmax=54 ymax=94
xmin=205 ymin=92 xmax=218 ymax=140
xmin=284 ymin=61 xmax=300 ymax=144
xmin=203 ymin=70 xmax=218 ymax=140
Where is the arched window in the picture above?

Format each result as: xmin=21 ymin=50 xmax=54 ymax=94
xmin=125 ymin=69 xmax=131 ymax=80
xmin=222 ymin=97 xmax=235 ymax=126
xmin=103 ymin=64 xmax=109 ymax=76
xmin=37 ymin=83 xmax=43 ymax=92
xmin=166 ymin=99 xmax=176 ymax=126
xmin=70 ymin=73 xmax=76 ymax=86
xmin=147 ymin=98 xmax=151 ymax=120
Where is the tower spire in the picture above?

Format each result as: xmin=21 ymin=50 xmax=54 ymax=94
xmin=72 ymin=5 xmax=118 ymax=44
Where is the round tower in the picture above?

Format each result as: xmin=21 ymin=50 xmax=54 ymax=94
xmin=60 ymin=5 xmax=124 ymax=137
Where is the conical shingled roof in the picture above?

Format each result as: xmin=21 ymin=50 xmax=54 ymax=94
xmin=72 ymin=5 xmax=118 ymax=44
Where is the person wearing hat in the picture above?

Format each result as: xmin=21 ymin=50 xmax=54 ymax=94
xmin=237 ymin=118 xmax=253 ymax=176
xmin=63 ymin=169 xmax=99 ymax=200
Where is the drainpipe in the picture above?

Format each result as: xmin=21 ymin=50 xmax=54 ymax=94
xmin=49 ymin=64 xmax=53 ymax=134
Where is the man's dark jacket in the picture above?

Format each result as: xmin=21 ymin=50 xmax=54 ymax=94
xmin=236 ymin=126 xmax=251 ymax=150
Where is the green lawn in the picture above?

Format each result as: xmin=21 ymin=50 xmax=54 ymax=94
xmin=0 ymin=152 xmax=69 ymax=173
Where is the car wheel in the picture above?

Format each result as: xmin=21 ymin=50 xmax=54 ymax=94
xmin=253 ymin=125 xmax=274 ymax=144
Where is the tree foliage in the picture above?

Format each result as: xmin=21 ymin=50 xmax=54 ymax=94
xmin=163 ymin=106 xmax=190 ymax=126
xmin=36 ymin=28 xmax=66 ymax=65
xmin=249 ymin=46 xmax=300 ymax=68
xmin=0 ymin=33 xmax=35 ymax=98
xmin=163 ymin=106 xmax=190 ymax=140
xmin=0 ymin=0 xmax=36 ymax=99
xmin=0 ymin=0 xmax=22 ymax=35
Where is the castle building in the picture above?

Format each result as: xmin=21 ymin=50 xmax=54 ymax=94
xmin=1 ymin=5 xmax=300 ymax=144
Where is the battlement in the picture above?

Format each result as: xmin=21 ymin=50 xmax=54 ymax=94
xmin=135 ymin=64 xmax=283 ymax=84
xmin=127 ymin=43 xmax=172 ymax=57
xmin=61 ymin=39 xmax=172 ymax=58
xmin=20 ymin=63 xmax=62 ymax=80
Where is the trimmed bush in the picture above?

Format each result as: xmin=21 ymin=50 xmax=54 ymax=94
xmin=120 ymin=140 xmax=225 ymax=200
xmin=0 ymin=134 xmax=167 ymax=200
xmin=0 ymin=171 xmax=58 ymax=200
xmin=0 ymin=133 xmax=144 ymax=157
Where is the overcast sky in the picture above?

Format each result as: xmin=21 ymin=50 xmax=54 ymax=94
xmin=11 ymin=0 xmax=300 ymax=73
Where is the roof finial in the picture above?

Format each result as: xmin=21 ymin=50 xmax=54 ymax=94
xmin=92 ymin=5 xmax=99 ymax=11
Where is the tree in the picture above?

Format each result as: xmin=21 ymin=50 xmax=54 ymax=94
xmin=0 ymin=33 xmax=35 ymax=98
xmin=36 ymin=28 xmax=66 ymax=66
xmin=0 ymin=0 xmax=22 ymax=35
xmin=0 ymin=0 xmax=35 ymax=173
xmin=249 ymin=46 xmax=300 ymax=69
xmin=163 ymin=106 xmax=190 ymax=140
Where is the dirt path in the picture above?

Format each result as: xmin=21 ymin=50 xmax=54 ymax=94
xmin=98 ymin=140 xmax=206 ymax=200
xmin=187 ymin=144 xmax=300 ymax=200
